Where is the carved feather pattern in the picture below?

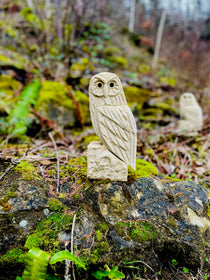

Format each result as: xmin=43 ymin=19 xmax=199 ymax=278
xmin=97 ymin=105 xmax=136 ymax=169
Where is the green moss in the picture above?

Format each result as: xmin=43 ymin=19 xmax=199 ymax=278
xmin=208 ymin=202 xmax=210 ymax=218
xmin=107 ymin=56 xmax=127 ymax=67
xmin=0 ymin=74 xmax=21 ymax=95
xmin=24 ymin=213 xmax=73 ymax=253
xmin=95 ymin=222 xmax=108 ymax=234
xmin=103 ymin=46 xmax=121 ymax=56
xmin=114 ymin=220 xmax=158 ymax=244
xmin=138 ymin=63 xmax=151 ymax=74
xmin=159 ymin=76 xmax=176 ymax=87
xmin=48 ymin=198 xmax=63 ymax=212
xmin=70 ymin=57 xmax=94 ymax=78
xmin=95 ymin=230 xmax=104 ymax=242
xmin=14 ymin=161 xmax=39 ymax=180
xmin=124 ymin=86 xmax=152 ymax=109
xmin=165 ymin=217 xmax=177 ymax=229
xmin=82 ymin=241 xmax=110 ymax=265
xmin=0 ymin=248 xmax=25 ymax=264
xmin=128 ymin=159 xmax=158 ymax=183
xmin=35 ymin=80 xmax=74 ymax=111
xmin=75 ymin=134 xmax=99 ymax=151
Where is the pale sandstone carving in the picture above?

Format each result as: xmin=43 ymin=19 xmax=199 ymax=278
xmin=87 ymin=72 xmax=137 ymax=181
xmin=87 ymin=141 xmax=127 ymax=181
xmin=179 ymin=92 xmax=203 ymax=136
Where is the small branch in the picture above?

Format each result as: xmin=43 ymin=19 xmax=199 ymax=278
xmin=48 ymin=132 xmax=60 ymax=195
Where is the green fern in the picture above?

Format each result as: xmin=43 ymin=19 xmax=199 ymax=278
xmin=22 ymin=248 xmax=50 ymax=280
xmin=92 ymin=265 xmax=125 ymax=280
xmin=8 ymin=79 xmax=41 ymax=136
xmin=49 ymin=251 xmax=86 ymax=270
xmin=19 ymin=248 xmax=86 ymax=279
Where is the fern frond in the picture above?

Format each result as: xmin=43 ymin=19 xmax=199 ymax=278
xmin=22 ymin=248 xmax=50 ymax=280
xmin=8 ymin=79 xmax=41 ymax=136
xmin=49 ymin=251 xmax=86 ymax=270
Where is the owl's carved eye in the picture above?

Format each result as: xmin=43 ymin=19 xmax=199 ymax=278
xmin=98 ymin=82 xmax=103 ymax=88
xmin=109 ymin=82 xmax=114 ymax=88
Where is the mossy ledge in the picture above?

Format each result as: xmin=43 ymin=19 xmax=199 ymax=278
xmin=63 ymin=156 xmax=158 ymax=186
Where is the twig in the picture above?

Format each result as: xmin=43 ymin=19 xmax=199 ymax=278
xmin=64 ymin=242 xmax=71 ymax=280
xmin=0 ymin=158 xmax=21 ymax=181
xmin=48 ymin=132 xmax=60 ymax=195
xmin=0 ymin=165 xmax=15 ymax=181
xmin=71 ymin=213 xmax=77 ymax=280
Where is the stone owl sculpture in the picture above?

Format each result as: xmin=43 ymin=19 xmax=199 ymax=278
xmin=89 ymin=72 xmax=137 ymax=170
xmin=179 ymin=92 xmax=203 ymax=135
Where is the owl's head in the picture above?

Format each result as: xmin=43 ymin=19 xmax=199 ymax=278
xmin=180 ymin=92 xmax=198 ymax=106
xmin=89 ymin=72 xmax=126 ymax=106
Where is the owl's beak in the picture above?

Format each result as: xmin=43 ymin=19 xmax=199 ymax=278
xmin=104 ymin=84 xmax=109 ymax=104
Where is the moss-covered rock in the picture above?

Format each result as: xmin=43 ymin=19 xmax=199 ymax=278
xmin=123 ymin=86 xmax=152 ymax=114
xmin=0 ymin=155 xmax=209 ymax=279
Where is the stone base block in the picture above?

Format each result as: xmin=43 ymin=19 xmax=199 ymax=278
xmin=87 ymin=141 xmax=127 ymax=181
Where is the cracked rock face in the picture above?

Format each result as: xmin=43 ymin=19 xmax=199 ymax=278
xmin=76 ymin=178 xmax=210 ymax=270
xmin=0 ymin=165 xmax=209 ymax=276
xmin=0 ymin=172 xmax=48 ymax=254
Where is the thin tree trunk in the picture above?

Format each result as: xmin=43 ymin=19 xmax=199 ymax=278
xmin=45 ymin=0 xmax=51 ymax=18
xmin=128 ymin=0 xmax=136 ymax=32
xmin=54 ymin=0 xmax=62 ymax=41
xmin=152 ymin=9 xmax=167 ymax=69
xmin=26 ymin=0 xmax=34 ymax=9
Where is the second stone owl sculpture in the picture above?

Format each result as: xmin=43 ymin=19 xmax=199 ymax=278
xmin=179 ymin=92 xmax=203 ymax=136
xmin=87 ymin=72 xmax=137 ymax=181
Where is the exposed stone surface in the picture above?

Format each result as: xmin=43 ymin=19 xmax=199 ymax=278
xmin=87 ymin=141 xmax=127 ymax=181
xmin=0 ymin=159 xmax=209 ymax=279
xmin=75 ymin=177 xmax=210 ymax=270
xmin=0 ymin=169 xmax=48 ymax=254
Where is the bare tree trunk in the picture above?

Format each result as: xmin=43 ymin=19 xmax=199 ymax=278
xmin=45 ymin=0 xmax=51 ymax=18
xmin=54 ymin=0 xmax=62 ymax=41
xmin=152 ymin=9 xmax=167 ymax=69
xmin=26 ymin=0 xmax=34 ymax=9
xmin=129 ymin=0 xmax=136 ymax=32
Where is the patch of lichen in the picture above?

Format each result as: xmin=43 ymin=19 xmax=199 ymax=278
xmin=0 ymin=189 xmax=17 ymax=212
xmin=0 ymin=248 xmax=25 ymax=264
xmin=24 ymin=211 xmax=73 ymax=254
xmin=128 ymin=159 xmax=158 ymax=184
xmin=114 ymin=220 xmax=158 ymax=244
xmin=14 ymin=161 xmax=40 ymax=180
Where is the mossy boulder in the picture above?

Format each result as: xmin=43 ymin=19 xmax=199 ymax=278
xmin=123 ymin=86 xmax=152 ymax=116
xmin=0 ymin=156 xmax=209 ymax=279
xmin=34 ymin=80 xmax=90 ymax=128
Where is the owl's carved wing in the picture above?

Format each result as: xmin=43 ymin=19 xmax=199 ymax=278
xmin=181 ymin=105 xmax=203 ymax=122
xmin=96 ymin=105 xmax=137 ymax=170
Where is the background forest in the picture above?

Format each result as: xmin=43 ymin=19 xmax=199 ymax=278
xmin=0 ymin=0 xmax=210 ymax=280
